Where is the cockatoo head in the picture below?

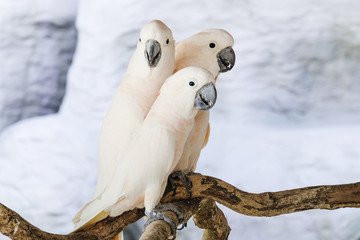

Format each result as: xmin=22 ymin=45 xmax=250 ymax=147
xmin=175 ymin=29 xmax=235 ymax=78
xmin=135 ymin=20 xmax=175 ymax=72
xmin=157 ymin=66 xmax=217 ymax=118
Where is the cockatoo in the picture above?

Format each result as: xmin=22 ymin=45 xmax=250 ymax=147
xmin=173 ymin=29 xmax=235 ymax=174
xmin=73 ymin=66 xmax=217 ymax=232
xmin=95 ymin=20 xmax=175 ymax=198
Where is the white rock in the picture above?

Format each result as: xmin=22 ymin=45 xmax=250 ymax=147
xmin=0 ymin=0 xmax=77 ymax=131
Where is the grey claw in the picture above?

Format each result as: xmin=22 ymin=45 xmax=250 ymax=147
xmin=144 ymin=203 xmax=187 ymax=239
xmin=177 ymin=222 xmax=187 ymax=230
xmin=144 ymin=212 xmax=177 ymax=237
xmin=168 ymin=171 xmax=192 ymax=197
xmin=155 ymin=203 xmax=184 ymax=224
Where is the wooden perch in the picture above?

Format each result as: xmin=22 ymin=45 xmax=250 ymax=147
xmin=162 ymin=174 xmax=360 ymax=217
xmin=1 ymin=173 xmax=360 ymax=240
xmin=0 ymin=203 xmax=144 ymax=240
xmin=193 ymin=198 xmax=231 ymax=240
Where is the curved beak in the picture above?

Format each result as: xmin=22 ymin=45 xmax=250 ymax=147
xmin=217 ymin=46 xmax=235 ymax=72
xmin=145 ymin=39 xmax=161 ymax=67
xmin=194 ymin=82 xmax=217 ymax=110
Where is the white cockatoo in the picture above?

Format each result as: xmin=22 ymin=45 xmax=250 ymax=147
xmin=151 ymin=31 xmax=234 ymax=231
xmin=73 ymin=66 xmax=217 ymax=232
xmin=95 ymin=20 xmax=175 ymax=198
xmin=173 ymin=29 xmax=235 ymax=174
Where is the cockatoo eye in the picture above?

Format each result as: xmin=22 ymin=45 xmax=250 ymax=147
xmin=166 ymin=39 xmax=169 ymax=44
xmin=189 ymin=81 xmax=195 ymax=86
xmin=209 ymin=43 xmax=216 ymax=48
xmin=139 ymin=38 xmax=141 ymax=42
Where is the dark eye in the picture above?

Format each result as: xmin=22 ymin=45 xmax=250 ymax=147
xmin=209 ymin=43 xmax=216 ymax=48
xmin=139 ymin=38 xmax=141 ymax=42
xmin=189 ymin=81 xmax=195 ymax=86
xmin=166 ymin=39 xmax=169 ymax=44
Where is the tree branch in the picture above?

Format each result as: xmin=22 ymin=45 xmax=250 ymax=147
xmin=0 ymin=203 xmax=144 ymax=240
xmin=162 ymin=174 xmax=360 ymax=217
xmin=1 ymin=173 xmax=360 ymax=240
xmin=193 ymin=198 xmax=231 ymax=240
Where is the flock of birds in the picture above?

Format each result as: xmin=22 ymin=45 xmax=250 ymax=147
xmin=72 ymin=20 xmax=236 ymax=240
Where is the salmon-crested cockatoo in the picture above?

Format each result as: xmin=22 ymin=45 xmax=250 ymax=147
xmin=95 ymin=20 xmax=175 ymax=199
xmin=73 ymin=67 xmax=217 ymax=237
xmin=173 ymin=29 xmax=235 ymax=174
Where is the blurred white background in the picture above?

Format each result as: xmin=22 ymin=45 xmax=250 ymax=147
xmin=1 ymin=0 xmax=360 ymax=239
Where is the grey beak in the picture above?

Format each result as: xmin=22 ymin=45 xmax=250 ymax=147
xmin=194 ymin=82 xmax=217 ymax=110
xmin=217 ymin=46 xmax=235 ymax=72
xmin=145 ymin=39 xmax=161 ymax=67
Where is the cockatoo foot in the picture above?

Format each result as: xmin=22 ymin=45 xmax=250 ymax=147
xmin=144 ymin=205 xmax=182 ymax=240
xmin=155 ymin=203 xmax=186 ymax=230
xmin=167 ymin=171 xmax=192 ymax=197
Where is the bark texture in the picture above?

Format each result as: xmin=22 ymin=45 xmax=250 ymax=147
xmin=1 ymin=174 xmax=360 ymax=240
xmin=193 ymin=198 xmax=231 ymax=240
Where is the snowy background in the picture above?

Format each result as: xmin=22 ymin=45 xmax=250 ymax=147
xmin=1 ymin=0 xmax=360 ymax=240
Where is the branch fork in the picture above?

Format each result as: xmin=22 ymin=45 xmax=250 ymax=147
xmin=1 ymin=173 xmax=360 ymax=240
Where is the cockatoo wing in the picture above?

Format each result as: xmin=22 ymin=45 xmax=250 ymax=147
xmin=74 ymin=123 xmax=176 ymax=230
xmin=95 ymin=91 xmax=144 ymax=195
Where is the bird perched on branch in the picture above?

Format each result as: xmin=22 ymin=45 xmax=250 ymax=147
xmin=73 ymin=67 xmax=217 ymax=237
xmin=74 ymin=22 xmax=234 ymax=240
xmin=173 ymin=29 xmax=235 ymax=174
xmin=95 ymin=20 xmax=175 ymax=199
xmin=79 ymin=19 xmax=175 ymax=240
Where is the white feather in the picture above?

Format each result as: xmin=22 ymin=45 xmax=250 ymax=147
xmin=73 ymin=67 xmax=215 ymax=231
xmin=95 ymin=20 xmax=175 ymax=197
xmin=174 ymin=29 xmax=235 ymax=173
xmin=73 ymin=20 xmax=175 ymax=240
